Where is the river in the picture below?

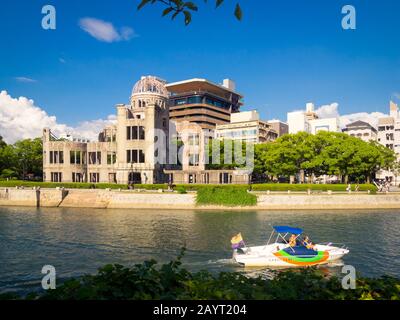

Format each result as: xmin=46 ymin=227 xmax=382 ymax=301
xmin=0 ymin=207 xmax=399 ymax=294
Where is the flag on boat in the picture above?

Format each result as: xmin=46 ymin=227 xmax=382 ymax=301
xmin=231 ymin=233 xmax=245 ymax=249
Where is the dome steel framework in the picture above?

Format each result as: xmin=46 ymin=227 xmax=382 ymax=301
xmin=132 ymin=76 xmax=168 ymax=97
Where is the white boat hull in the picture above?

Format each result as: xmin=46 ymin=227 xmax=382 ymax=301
xmin=233 ymin=243 xmax=349 ymax=267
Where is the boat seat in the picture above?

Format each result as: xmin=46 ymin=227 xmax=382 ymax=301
xmin=283 ymin=245 xmax=318 ymax=257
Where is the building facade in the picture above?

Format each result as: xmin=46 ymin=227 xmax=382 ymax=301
xmin=164 ymin=121 xmax=251 ymax=184
xmin=43 ymin=76 xmax=170 ymax=184
xmin=287 ymin=103 xmax=339 ymax=134
xmin=43 ymin=75 xmax=251 ymax=185
xmin=166 ymin=78 xmax=243 ymax=131
xmin=267 ymin=120 xmax=289 ymax=137
xmin=215 ymin=110 xmax=278 ymax=143
xmin=342 ymin=120 xmax=378 ymax=142
xmin=376 ymin=101 xmax=400 ymax=184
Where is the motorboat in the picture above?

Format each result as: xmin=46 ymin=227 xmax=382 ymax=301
xmin=232 ymin=226 xmax=349 ymax=267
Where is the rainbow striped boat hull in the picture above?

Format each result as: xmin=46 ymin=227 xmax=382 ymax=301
xmin=233 ymin=243 xmax=349 ymax=267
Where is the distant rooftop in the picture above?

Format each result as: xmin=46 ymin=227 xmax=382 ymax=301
xmin=343 ymin=120 xmax=377 ymax=133
xmin=166 ymin=78 xmax=243 ymax=99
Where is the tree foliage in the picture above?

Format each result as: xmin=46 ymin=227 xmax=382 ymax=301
xmin=0 ymin=137 xmax=43 ymax=180
xmin=137 ymin=0 xmax=242 ymax=25
xmin=2 ymin=250 xmax=399 ymax=300
xmin=206 ymin=139 xmax=250 ymax=170
xmin=254 ymin=131 xmax=396 ymax=183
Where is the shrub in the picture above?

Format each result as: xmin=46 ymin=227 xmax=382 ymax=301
xmin=196 ymin=185 xmax=257 ymax=207
xmin=251 ymin=183 xmax=377 ymax=192
xmin=0 ymin=169 xmax=18 ymax=179
xmin=176 ymin=186 xmax=187 ymax=194
xmin=0 ymin=181 xmax=377 ymax=193
xmin=1 ymin=251 xmax=399 ymax=300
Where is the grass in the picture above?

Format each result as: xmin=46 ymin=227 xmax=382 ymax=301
xmin=196 ymin=185 xmax=257 ymax=207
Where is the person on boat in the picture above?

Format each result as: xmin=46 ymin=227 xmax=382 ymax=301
xmin=288 ymin=234 xmax=297 ymax=247
xmin=303 ymin=236 xmax=316 ymax=250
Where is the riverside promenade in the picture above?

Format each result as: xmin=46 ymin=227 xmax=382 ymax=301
xmin=1 ymin=187 xmax=400 ymax=210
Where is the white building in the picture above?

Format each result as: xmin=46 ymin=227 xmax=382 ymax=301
xmin=287 ymin=111 xmax=310 ymax=134
xmin=342 ymin=120 xmax=378 ymax=142
xmin=287 ymin=103 xmax=339 ymax=135
xmin=310 ymin=118 xmax=340 ymax=134
xmin=376 ymin=101 xmax=400 ymax=185
xmin=215 ymin=110 xmax=278 ymax=143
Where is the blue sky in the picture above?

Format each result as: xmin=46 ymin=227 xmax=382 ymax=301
xmin=1 ymin=0 xmax=400 ymax=133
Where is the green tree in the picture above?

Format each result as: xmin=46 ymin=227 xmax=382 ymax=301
xmin=0 ymin=145 xmax=17 ymax=178
xmin=0 ymin=135 xmax=6 ymax=149
xmin=13 ymin=138 xmax=43 ymax=179
xmin=206 ymin=139 xmax=250 ymax=170
xmin=253 ymin=131 xmax=397 ymax=184
xmin=137 ymin=0 xmax=242 ymax=25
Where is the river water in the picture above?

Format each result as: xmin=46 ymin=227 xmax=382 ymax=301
xmin=0 ymin=207 xmax=399 ymax=294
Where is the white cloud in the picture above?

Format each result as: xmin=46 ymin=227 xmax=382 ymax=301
xmin=0 ymin=90 xmax=116 ymax=144
xmin=14 ymin=77 xmax=37 ymax=83
xmin=339 ymin=111 xmax=387 ymax=128
xmin=79 ymin=17 xmax=136 ymax=42
xmin=315 ymin=103 xmax=339 ymax=119
xmin=315 ymin=102 xmax=387 ymax=129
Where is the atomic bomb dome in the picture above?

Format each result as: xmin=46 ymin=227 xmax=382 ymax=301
xmin=130 ymin=76 xmax=168 ymax=109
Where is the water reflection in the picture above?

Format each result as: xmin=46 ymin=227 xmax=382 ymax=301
xmin=0 ymin=207 xmax=399 ymax=294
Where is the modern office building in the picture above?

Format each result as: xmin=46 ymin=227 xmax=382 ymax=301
xmin=287 ymin=103 xmax=339 ymax=134
xmin=215 ymin=110 xmax=278 ymax=143
xmin=166 ymin=78 xmax=243 ymax=131
xmin=342 ymin=120 xmax=378 ymax=142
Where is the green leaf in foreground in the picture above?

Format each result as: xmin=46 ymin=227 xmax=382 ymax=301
xmin=2 ymin=251 xmax=399 ymax=300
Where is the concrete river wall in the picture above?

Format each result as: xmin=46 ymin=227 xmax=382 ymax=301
xmin=1 ymin=188 xmax=400 ymax=210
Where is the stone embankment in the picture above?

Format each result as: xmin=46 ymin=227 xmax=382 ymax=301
xmin=1 ymin=188 xmax=400 ymax=210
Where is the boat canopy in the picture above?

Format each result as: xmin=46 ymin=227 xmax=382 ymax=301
xmin=273 ymin=226 xmax=303 ymax=235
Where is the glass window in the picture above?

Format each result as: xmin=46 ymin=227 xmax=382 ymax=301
xmin=187 ymin=96 xmax=202 ymax=104
xmin=175 ymin=99 xmax=186 ymax=105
